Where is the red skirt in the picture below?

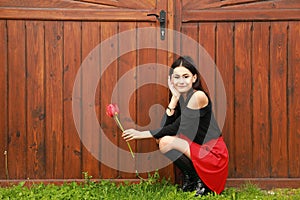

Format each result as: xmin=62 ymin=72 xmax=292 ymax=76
xmin=180 ymin=135 xmax=229 ymax=194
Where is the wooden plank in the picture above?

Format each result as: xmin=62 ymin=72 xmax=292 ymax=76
xmin=45 ymin=21 xmax=64 ymax=179
xmin=183 ymin=0 xmax=260 ymax=10
xmin=181 ymin=23 xmax=198 ymax=64
xmin=99 ymin=21 xmax=118 ymax=179
xmin=156 ymin=0 xmax=173 ymax=179
xmin=0 ymin=20 xmax=7 ymax=179
xmin=81 ymin=21 xmax=101 ymax=179
xmin=182 ymin=9 xmax=300 ymax=22
xmin=136 ymin=21 xmax=158 ymax=178
xmin=234 ymin=22 xmax=252 ymax=178
xmin=198 ymin=23 xmax=216 ymax=104
xmin=183 ymin=0 xmax=300 ymax=10
xmin=26 ymin=20 xmax=46 ymax=179
xmin=270 ymin=22 xmax=288 ymax=177
xmin=118 ymin=22 xmax=137 ymax=179
xmin=7 ymin=20 xmax=27 ymax=179
xmin=0 ymin=8 xmax=157 ymax=21
xmin=288 ymin=21 xmax=300 ymax=178
xmin=215 ymin=22 xmax=235 ymax=177
xmin=0 ymin=0 xmax=156 ymax=9
xmin=252 ymin=22 xmax=271 ymax=177
xmin=63 ymin=21 xmax=82 ymax=178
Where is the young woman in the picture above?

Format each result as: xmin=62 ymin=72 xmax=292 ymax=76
xmin=122 ymin=56 xmax=229 ymax=197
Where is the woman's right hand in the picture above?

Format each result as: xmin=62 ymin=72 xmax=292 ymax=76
xmin=168 ymin=75 xmax=180 ymax=100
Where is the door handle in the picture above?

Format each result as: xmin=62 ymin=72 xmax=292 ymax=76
xmin=147 ymin=10 xmax=166 ymax=40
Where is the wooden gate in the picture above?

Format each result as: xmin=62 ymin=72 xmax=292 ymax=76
xmin=0 ymin=0 xmax=300 ymax=188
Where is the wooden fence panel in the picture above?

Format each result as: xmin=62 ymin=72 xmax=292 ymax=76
xmin=99 ymin=22 xmax=119 ymax=179
xmin=118 ymin=22 xmax=138 ymax=179
xmin=136 ymin=22 xmax=159 ymax=178
xmin=270 ymin=22 xmax=289 ymax=178
xmin=26 ymin=21 xmax=46 ymax=179
xmin=44 ymin=21 xmax=64 ymax=179
xmin=81 ymin=21 xmax=101 ymax=179
xmin=252 ymin=22 xmax=271 ymax=178
xmin=215 ymin=23 xmax=235 ymax=178
xmin=178 ymin=19 xmax=300 ymax=183
xmin=63 ymin=22 xmax=82 ymax=179
xmin=0 ymin=20 xmax=7 ymax=180
xmin=7 ymin=20 xmax=27 ymax=179
xmin=288 ymin=22 xmax=300 ymax=178
xmin=234 ymin=22 xmax=253 ymax=178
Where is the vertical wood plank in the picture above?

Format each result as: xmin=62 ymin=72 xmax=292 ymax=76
xmin=234 ymin=22 xmax=252 ymax=177
xmin=118 ymin=22 xmax=137 ymax=179
xmin=156 ymin=0 xmax=173 ymax=178
xmin=26 ymin=20 xmax=46 ymax=179
xmin=7 ymin=20 xmax=27 ymax=179
xmin=100 ymin=21 xmax=118 ymax=179
xmin=252 ymin=22 xmax=271 ymax=177
xmin=136 ymin=22 xmax=158 ymax=178
xmin=270 ymin=22 xmax=289 ymax=177
xmin=181 ymin=23 xmax=198 ymax=65
xmin=45 ymin=21 xmax=64 ymax=179
xmin=63 ymin=21 xmax=82 ymax=178
xmin=199 ymin=23 xmax=216 ymax=99
xmin=288 ymin=21 xmax=300 ymax=178
xmin=0 ymin=20 xmax=8 ymax=179
xmin=81 ymin=21 xmax=100 ymax=179
xmin=216 ymin=22 xmax=235 ymax=177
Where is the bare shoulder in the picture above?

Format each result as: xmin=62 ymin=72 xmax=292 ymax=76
xmin=187 ymin=91 xmax=209 ymax=109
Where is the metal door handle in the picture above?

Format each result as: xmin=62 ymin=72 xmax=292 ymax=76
xmin=147 ymin=10 xmax=166 ymax=40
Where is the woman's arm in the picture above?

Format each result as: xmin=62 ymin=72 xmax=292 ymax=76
xmin=122 ymin=129 xmax=153 ymax=142
xmin=187 ymin=90 xmax=208 ymax=109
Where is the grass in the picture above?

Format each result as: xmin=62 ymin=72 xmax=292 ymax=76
xmin=0 ymin=173 xmax=299 ymax=200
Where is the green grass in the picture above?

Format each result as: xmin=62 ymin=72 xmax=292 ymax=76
xmin=0 ymin=173 xmax=299 ymax=200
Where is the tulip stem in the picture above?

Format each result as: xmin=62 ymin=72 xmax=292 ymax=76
xmin=114 ymin=115 xmax=135 ymax=158
xmin=4 ymin=151 xmax=9 ymax=179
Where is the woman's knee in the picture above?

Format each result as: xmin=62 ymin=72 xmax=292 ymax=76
xmin=158 ymin=136 xmax=175 ymax=153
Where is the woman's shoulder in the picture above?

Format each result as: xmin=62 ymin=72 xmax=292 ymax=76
xmin=187 ymin=90 xmax=209 ymax=110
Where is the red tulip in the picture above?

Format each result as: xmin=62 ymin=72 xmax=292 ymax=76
xmin=106 ymin=103 xmax=135 ymax=158
xmin=106 ymin=103 xmax=120 ymax=118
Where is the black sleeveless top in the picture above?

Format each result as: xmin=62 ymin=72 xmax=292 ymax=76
xmin=150 ymin=89 xmax=221 ymax=145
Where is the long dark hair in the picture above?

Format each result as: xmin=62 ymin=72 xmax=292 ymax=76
xmin=169 ymin=56 xmax=204 ymax=91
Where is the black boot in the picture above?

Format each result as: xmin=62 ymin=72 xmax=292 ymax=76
xmin=164 ymin=150 xmax=199 ymax=192
xmin=194 ymin=178 xmax=212 ymax=197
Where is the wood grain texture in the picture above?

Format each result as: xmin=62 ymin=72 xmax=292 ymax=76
xmin=45 ymin=21 xmax=64 ymax=179
xmin=118 ymin=22 xmax=138 ymax=179
xmin=270 ymin=22 xmax=288 ymax=177
xmin=216 ymin=22 xmax=235 ymax=177
xmin=288 ymin=21 xmax=300 ymax=178
xmin=26 ymin=21 xmax=46 ymax=179
xmin=234 ymin=22 xmax=253 ymax=177
xmin=81 ymin=21 xmax=101 ymax=179
xmin=7 ymin=20 xmax=27 ymax=179
xmin=63 ymin=21 xmax=82 ymax=179
xmin=0 ymin=0 xmax=155 ymax=9
xmin=0 ymin=20 xmax=8 ymax=179
xmin=99 ymin=21 xmax=118 ymax=179
xmin=252 ymin=22 xmax=271 ymax=177
xmin=0 ymin=0 xmax=157 ymax=21
xmin=183 ymin=0 xmax=300 ymax=10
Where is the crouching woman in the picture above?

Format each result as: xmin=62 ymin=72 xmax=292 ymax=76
xmin=122 ymin=56 xmax=229 ymax=197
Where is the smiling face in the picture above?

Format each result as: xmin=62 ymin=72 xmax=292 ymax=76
xmin=172 ymin=66 xmax=197 ymax=96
